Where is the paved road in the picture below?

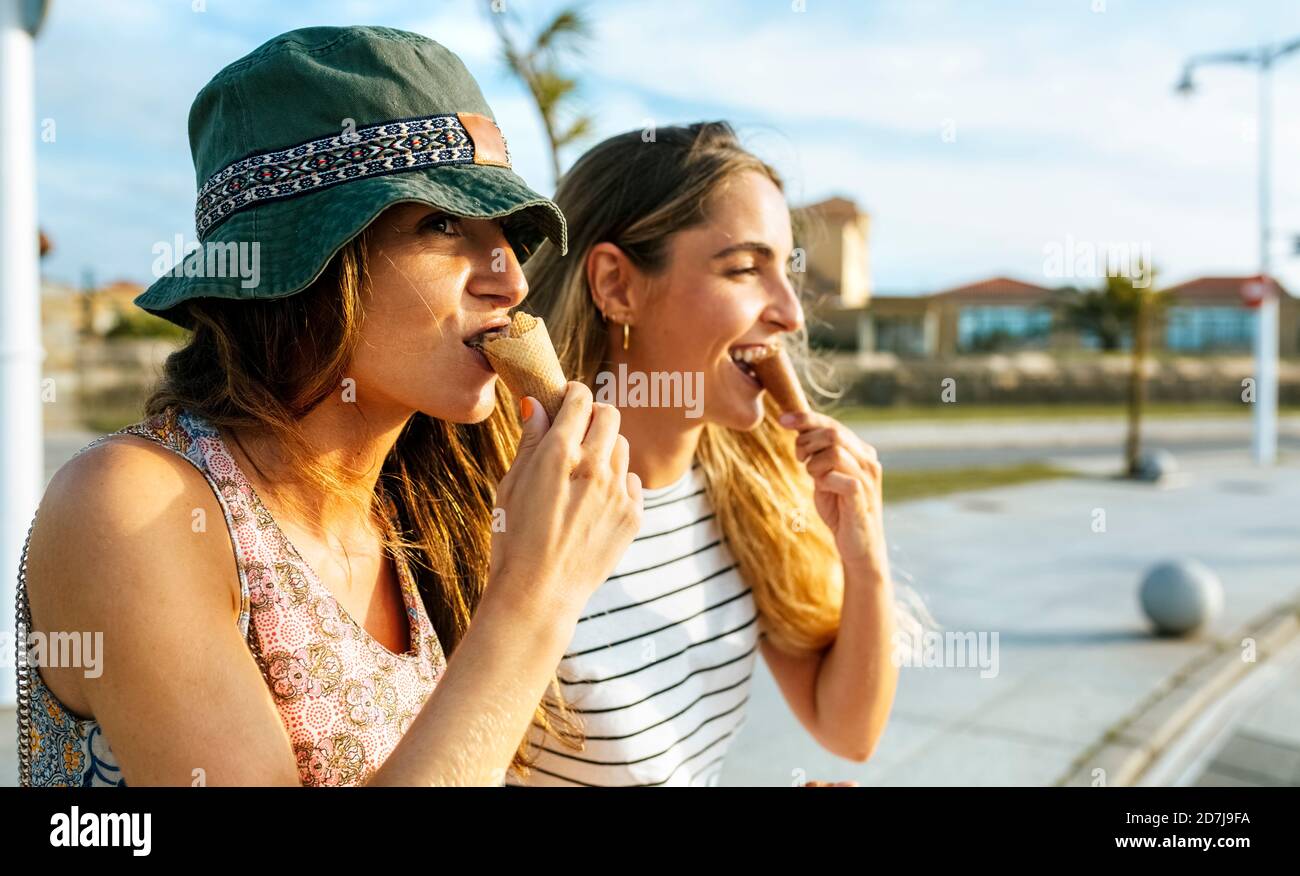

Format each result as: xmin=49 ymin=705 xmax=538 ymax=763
xmin=850 ymin=414 xmax=1300 ymax=471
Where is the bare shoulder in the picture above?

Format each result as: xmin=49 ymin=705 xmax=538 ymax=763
xmin=24 ymin=434 xmax=301 ymax=784
xmin=25 ymin=433 xmax=242 ymax=714
xmin=44 ymin=431 xmax=214 ymax=515
xmin=32 ymin=432 xmax=240 ymax=611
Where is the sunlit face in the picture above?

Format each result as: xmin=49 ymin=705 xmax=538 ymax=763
xmin=622 ymin=170 xmax=803 ymax=430
xmin=350 ymin=202 xmax=528 ymax=423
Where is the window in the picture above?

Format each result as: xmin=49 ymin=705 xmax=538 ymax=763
xmin=873 ymin=316 xmax=927 ymax=357
xmin=957 ymin=306 xmax=1052 ymax=353
xmin=1165 ymin=306 xmax=1255 ymax=352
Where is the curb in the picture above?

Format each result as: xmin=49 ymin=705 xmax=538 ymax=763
xmin=1057 ymin=601 xmax=1300 ymax=787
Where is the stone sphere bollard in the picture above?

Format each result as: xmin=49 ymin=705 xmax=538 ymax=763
xmin=1139 ymin=559 xmax=1223 ymax=636
xmin=1133 ymin=449 xmax=1178 ymax=482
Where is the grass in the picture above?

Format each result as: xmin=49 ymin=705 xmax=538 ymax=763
xmin=834 ymin=401 xmax=1300 ymax=424
xmin=883 ymin=461 xmax=1078 ymax=503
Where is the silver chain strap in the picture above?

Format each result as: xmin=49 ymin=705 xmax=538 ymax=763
xmin=13 ymin=429 xmax=143 ymax=787
xmin=14 ymin=509 xmax=38 ymax=787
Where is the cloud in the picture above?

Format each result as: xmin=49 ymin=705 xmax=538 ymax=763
xmin=29 ymin=0 xmax=1300 ymax=295
xmin=578 ymin=0 xmax=1300 ymax=290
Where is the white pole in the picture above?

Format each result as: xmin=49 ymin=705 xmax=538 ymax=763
xmin=1256 ymin=294 xmax=1279 ymax=465
xmin=1254 ymin=52 xmax=1278 ymax=465
xmin=0 ymin=0 xmax=45 ymax=707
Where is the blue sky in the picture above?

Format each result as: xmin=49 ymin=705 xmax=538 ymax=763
xmin=30 ymin=0 xmax=1300 ymax=295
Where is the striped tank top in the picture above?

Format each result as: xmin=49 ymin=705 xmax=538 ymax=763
xmin=508 ymin=461 xmax=761 ymax=787
xmin=15 ymin=406 xmax=447 ymax=787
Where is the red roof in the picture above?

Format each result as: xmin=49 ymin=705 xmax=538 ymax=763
xmin=932 ymin=277 xmax=1053 ymax=301
xmin=1162 ymin=275 xmax=1291 ymax=302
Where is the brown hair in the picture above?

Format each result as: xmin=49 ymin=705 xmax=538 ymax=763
xmin=144 ymin=228 xmax=579 ymax=780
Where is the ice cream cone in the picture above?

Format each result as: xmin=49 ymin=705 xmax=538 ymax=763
xmin=476 ymin=311 xmax=569 ymax=420
xmin=751 ymin=345 xmax=810 ymax=414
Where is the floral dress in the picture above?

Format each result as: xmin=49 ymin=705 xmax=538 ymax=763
xmin=15 ymin=406 xmax=447 ymax=786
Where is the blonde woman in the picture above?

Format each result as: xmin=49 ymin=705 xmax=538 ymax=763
xmin=16 ymin=26 xmax=641 ymax=787
xmin=512 ymin=122 xmax=909 ymax=786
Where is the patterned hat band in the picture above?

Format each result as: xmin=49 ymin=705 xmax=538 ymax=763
xmin=194 ymin=111 xmax=513 ymax=239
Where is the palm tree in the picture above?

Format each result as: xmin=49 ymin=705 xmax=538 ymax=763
xmin=1124 ymin=271 xmax=1155 ymax=477
xmin=1057 ymin=261 xmax=1165 ymax=477
xmin=1056 ymin=274 xmax=1143 ymax=351
xmin=484 ymin=3 xmax=594 ymax=181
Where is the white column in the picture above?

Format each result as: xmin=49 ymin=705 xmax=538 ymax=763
xmin=1253 ymin=56 xmax=1277 ymax=465
xmin=0 ymin=0 xmax=45 ymax=706
xmin=857 ymin=310 xmax=873 ymax=354
xmin=1254 ymin=293 xmax=1279 ymax=464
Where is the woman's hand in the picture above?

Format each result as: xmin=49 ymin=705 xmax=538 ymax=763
xmin=489 ymin=381 xmax=644 ymax=620
xmin=780 ymin=411 xmax=887 ymax=579
xmin=374 ymin=383 xmax=642 ymax=787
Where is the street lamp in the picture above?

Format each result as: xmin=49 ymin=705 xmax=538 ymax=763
xmin=1176 ymin=36 xmax=1300 ymax=466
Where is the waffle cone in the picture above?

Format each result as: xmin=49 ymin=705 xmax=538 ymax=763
xmin=480 ymin=312 xmax=569 ymax=420
xmin=752 ymin=347 xmax=810 ymax=414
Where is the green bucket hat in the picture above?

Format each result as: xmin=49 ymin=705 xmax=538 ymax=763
xmin=134 ymin=25 xmax=567 ymax=329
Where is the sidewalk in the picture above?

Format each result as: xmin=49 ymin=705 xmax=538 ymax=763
xmin=1137 ymin=634 xmax=1300 ymax=787
xmin=720 ymin=450 xmax=1300 ymax=786
xmin=1190 ymin=642 xmax=1300 ymax=787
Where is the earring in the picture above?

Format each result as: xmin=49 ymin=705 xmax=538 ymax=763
xmin=623 ymin=322 xmax=630 ymax=351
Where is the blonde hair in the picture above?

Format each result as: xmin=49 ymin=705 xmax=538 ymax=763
xmin=145 ymin=228 xmax=579 ymax=780
xmin=523 ymin=121 xmax=847 ymax=656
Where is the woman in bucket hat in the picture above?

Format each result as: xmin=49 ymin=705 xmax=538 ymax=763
xmin=16 ymin=26 xmax=641 ymax=787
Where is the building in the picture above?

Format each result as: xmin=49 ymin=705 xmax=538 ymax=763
xmin=835 ymin=275 xmax=1300 ymax=359
xmin=792 ymin=197 xmax=876 ymax=351
xmin=791 ymin=196 xmax=871 ymax=309
xmin=851 ymin=278 xmax=1056 ymax=359
xmin=1162 ymin=276 xmax=1298 ymax=356
xmin=857 ymin=293 xmax=934 ymax=358
xmin=934 ymin=277 xmax=1057 ymax=356
xmin=782 ymin=190 xmax=1300 ymax=360
xmin=41 ymin=279 xmax=147 ymax=342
